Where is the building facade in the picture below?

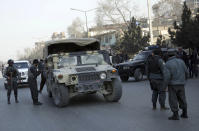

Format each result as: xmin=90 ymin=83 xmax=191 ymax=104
xmin=186 ymin=0 xmax=199 ymax=10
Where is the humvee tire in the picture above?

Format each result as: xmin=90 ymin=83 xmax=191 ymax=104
xmin=52 ymin=84 xmax=69 ymax=107
xmin=134 ymin=68 xmax=143 ymax=81
xmin=104 ymin=78 xmax=122 ymax=102
xmin=120 ymin=75 xmax=129 ymax=82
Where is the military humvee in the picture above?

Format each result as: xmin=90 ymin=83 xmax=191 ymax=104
xmin=43 ymin=38 xmax=122 ymax=107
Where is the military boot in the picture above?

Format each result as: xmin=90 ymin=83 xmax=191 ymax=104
xmin=15 ymin=96 xmax=19 ymax=103
xmin=181 ymin=109 xmax=188 ymax=118
xmin=168 ymin=111 xmax=179 ymax=120
xmin=7 ymin=97 xmax=11 ymax=104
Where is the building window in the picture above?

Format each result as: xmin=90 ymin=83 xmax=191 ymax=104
xmin=109 ymin=35 xmax=112 ymax=41
xmin=105 ymin=35 xmax=109 ymax=43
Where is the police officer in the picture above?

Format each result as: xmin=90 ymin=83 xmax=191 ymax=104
xmin=28 ymin=59 xmax=42 ymax=105
xmin=146 ymin=49 xmax=169 ymax=110
xmin=4 ymin=59 xmax=20 ymax=104
xmin=165 ymin=51 xmax=188 ymax=120
xmin=38 ymin=59 xmax=46 ymax=93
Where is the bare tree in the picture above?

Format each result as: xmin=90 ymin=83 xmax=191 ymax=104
xmin=96 ymin=0 xmax=138 ymax=27
xmin=153 ymin=0 xmax=183 ymax=27
xmin=17 ymin=45 xmax=44 ymax=61
xmin=67 ymin=17 xmax=86 ymax=38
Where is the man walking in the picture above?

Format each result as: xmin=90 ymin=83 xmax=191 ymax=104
xmin=4 ymin=59 xmax=20 ymax=104
xmin=38 ymin=59 xmax=46 ymax=93
xmin=165 ymin=51 xmax=189 ymax=120
xmin=28 ymin=59 xmax=42 ymax=105
xmin=146 ymin=49 xmax=169 ymax=110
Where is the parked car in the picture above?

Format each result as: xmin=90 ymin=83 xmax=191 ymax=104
xmin=115 ymin=50 xmax=152 ymax=82
xmin=4 ymin=60 xmax=30 ymax=89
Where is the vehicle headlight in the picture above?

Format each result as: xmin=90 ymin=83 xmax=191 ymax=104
xmin=58 ymin=74 xmax=63 ymax=80
xmin=100 ymin=73 xmax=107 ymax=80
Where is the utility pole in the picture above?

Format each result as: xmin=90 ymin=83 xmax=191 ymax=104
xmin=71 ymin=8 xmax=98 ymax=38
xmin=147 ymin=0 xmax=154 ymax=45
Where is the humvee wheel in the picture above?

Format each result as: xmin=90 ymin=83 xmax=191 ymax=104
xmin=134 ymin=68 xmax=143 ymax=81
xmin=104 ymin=78 xmax=122 ymax=102
xmin=52 ymin=84 xmax=69 ymax=107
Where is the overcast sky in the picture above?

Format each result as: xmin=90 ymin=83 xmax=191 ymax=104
xmin=0 ymin=0 xmax=158 ymax=62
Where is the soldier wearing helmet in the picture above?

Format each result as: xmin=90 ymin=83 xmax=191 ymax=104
xmin=28 ymin=59 xmax=42 ymax=105
xmin=4 ymin=59 xmax=20 ymax=104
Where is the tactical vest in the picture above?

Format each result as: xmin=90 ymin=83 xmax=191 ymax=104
xmin=147 ymin=55 xmax=161 ymax=74
xmin=6 ymin=66 xmax=18 ymax=78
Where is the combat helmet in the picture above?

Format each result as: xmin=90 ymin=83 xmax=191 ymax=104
xmin=33 ymin=59 xmax=39 ymax=64
xmin=7 ymin=59 xmax=14 ymax=66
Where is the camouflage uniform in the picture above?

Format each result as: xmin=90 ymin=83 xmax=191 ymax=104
xmin=4 ymin=62 xmax=19 ymax=104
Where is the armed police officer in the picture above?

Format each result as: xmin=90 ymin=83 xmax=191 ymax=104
xmin=4 ymin=59 xmax=20 ymax=104
xmin=28 ymin=59 xmax=42 ymax=105
xmin=38 ymin=59 xmax=46 ymax=93
xmin=146 ymin=49 xmax=169 ymax=110
xmin=165 ymin=50 xmax=188 ymax=120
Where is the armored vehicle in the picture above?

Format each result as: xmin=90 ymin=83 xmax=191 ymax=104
xmin=115 ymin=50 xmax=152 ymax=82
xmin=43 ymin=38 xmax=122 ymax=107
xmin=115 ymin=48 xmax=169 ymax=82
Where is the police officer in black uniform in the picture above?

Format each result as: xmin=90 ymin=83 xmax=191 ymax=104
xmin=38 ymin=59 xmax=46 ymax=93
xmin=28 ymin=59 xmax=42 ymax=105
xmin=146 ymin=49 xmax=169 ymax=110
xmin=4 ymin=59 xmax=20 ymax=104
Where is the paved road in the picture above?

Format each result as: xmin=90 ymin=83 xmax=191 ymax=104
xmin=0 ymin=76 xmax=199 ymax=131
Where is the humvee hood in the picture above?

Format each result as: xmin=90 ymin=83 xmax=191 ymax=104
xmin=54 ymin=65 xmax=114 ymax=75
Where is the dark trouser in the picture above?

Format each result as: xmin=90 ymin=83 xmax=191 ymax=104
xmin=150 ymin=79 xmax=166 ymax=107
xmin=193 ymin=64 xmax=198 ymax=78
xmin=189 ymin=65 xmax=193 ymax=78
xmin=28 ymin=78 xmax=38 ymax=103
xmin=168 ymin=85 xmax=187 ymax=112
xmin=39 ymin=73 xmax=46 ymax=92
xmin=7 ymin=79 xmax=18 ymax=99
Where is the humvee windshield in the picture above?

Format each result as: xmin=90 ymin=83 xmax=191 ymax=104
xmin=58 ymin=56 xmax=78 ymax=67
xmin=57 ymin=53 xmax=108 ymax=68
xmin=81 ymin=54 xmax=108 ymax=65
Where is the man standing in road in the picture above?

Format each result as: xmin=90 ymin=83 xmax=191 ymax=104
xmin=38 ymin=59 xmax=46 ymax=93
xmin=4 ymin=59 xmax=20 ymax=104
xmin=28 ymin=59 xmax=42 ymax=105
xmin=165 ymin=51 xmax=189 ymax=120
xmin=146 ymin=49 xmax=169 ymax=110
